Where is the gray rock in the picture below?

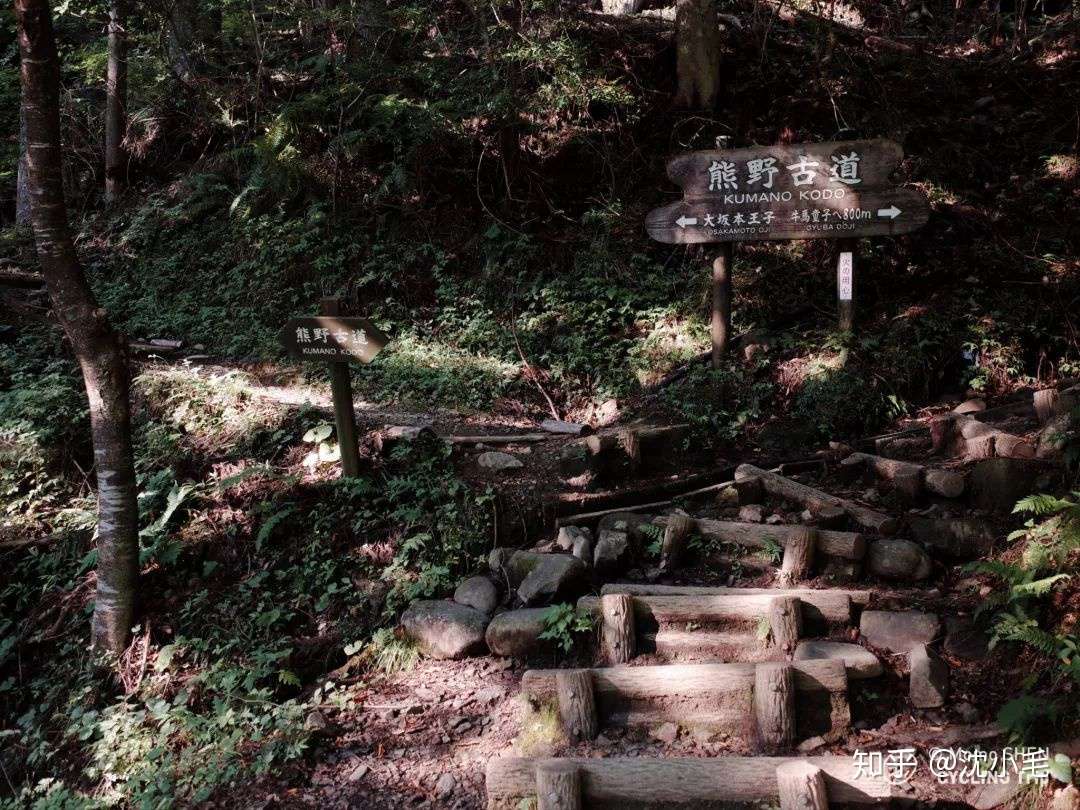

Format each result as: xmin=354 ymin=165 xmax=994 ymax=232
xmin=454 ymin=575 xmax=499 ymax=615
xmin=908 ymin=515 xmax=996 ymax=559
xmin=478 ymin=451 xmax=524 ymax=471
xmin=953 ymin=397 xmax=987 ymax=414
xmin=435 ymin=773 xmax=456 ymax=798
xmin=969 ymin=773 xmax=1021 ymax=810
xmin=866 ymin=538 xmax=933 ymax=580
xmin=597 ymin=511 xmax=654 ymax=545
xmin=517 ymin=554 xmax=588 ymax=606
xmin=968 ymin=458 xmax=1050 ymax=513
xmin=794 ymin=640 xmax=883 ymax=679
xmin=571 ymin=533 xmax=593 ymax=565
xmin=400 ymin=600 xmax=488 ymax=660
xmin=556 ymin=525 xmax=592 ymax=552
xmin=489 ymin=548 xmax=544 ymax=588
xmin=1053 ymin=786 xmax=1080 ymax=810
xmin=953 ymin=700 xmax=980 ymax=724
xmin=909 ymin=643 xmax=948 ymax=708
xmin=593 ymin=528 xmax=631 ymax=574
xmin=860 ymin=610 xmax=941 ymax=653
xmin=944 ymin=615 xmax=989 ymax=660
xmin=738 ymin=504 xmax=764 ymax=523
xmin=765 ymin=513 xmax=784 ymax=525
xmin=485 ymin=608 xmax=550 ymax=657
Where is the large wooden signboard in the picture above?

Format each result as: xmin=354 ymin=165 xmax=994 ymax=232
xmin=282 ymin=316 xmax=389 ymax=364
xmin=646 ymin=139 xmax=929 ymax=244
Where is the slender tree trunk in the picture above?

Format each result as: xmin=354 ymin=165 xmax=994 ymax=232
xmin=17 ymin=0 xmax=140 ymax=655
xmin=16 ymin=103 xmax=31 ymax=225
xmin=674 ymin=0 xmax=721 ymax=109
xmin=104 ymin=0 xmax=127 ymax=202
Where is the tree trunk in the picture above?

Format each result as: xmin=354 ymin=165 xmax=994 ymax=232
xmin=17 ymin=104 xmax=32 ymax=225
xmin=778 ymin=527 xmax=816 ymax=586
xmin=104 ymin=0 xmax=127 ymax=202
xmin=674 ymin=0 xmax=721 ymax=109
xmin=17 ymin=0 xmax=139 ymax=655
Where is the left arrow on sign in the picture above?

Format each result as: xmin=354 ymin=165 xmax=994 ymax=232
xmin=877 ymin=206 xmax=901 ymax=219
xmin=676 ymin=215 xmax=699 ymax=228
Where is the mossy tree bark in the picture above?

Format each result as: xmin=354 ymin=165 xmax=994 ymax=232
xmin=104 ymin=0 xmax=126 ymax=202
xmin=674 ymin=0 xmax=721 ymax=110
xmin=17 ymin=0 xmax=139 ymax=654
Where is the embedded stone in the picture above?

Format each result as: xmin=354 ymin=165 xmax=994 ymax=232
xmin=485 ymin=608 xmax=551 ymax=658
xmin=909 ymin=643 xmax=949 ymax=708
xmin=478 ymin=451 xmax=524 ymax=471
xmin=593 ymin=528 xmax=631 ymax=574
xmin=556 ymin=525 xmax=592 ymax=552
xmin=400 ymin=600 xmax=488 ymax=660
xmin=453 ymin=575 xmax=499 ymax=615
xmin=516 ymin=554 xmax=589 ymax=606
xmin=860 ymin=610 xmax=941 ymax=653
xmin=794 ymin=640 xmax=883 ymax=679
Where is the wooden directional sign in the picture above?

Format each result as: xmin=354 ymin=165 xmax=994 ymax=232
xmin=282 ymin=316 xmax=389 ymax=364
xmin=646 ymin=139 xmax=929 ymax=244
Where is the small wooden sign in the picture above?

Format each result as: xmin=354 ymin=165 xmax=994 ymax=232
xmin=645 ymin=138 xmax=929 ymax=244
xmin=282 ymin=316 xmax=389 ymax=364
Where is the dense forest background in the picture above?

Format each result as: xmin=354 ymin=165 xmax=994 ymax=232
xmin=1 ymin=0 xmax=1078 ymax=806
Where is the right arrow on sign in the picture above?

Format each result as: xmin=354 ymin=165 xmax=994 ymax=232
xmin=877 ymin=206 xmax=901 ymax=219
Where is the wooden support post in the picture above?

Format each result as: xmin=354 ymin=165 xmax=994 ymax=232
xmin=601 ymin=593 xmax=636 ymax=664
xmin=711 ymin=243 xmax=734 ymax=369
xmin=1034 ymin=388 xmax=1060 ymax=424
xmin=555 ymin=670 xmax=599 ymax=742
xmin=617 ymin=427 xmax=641 ymax=476
xmin=779 ymin=526 xmax=816 ymax=586
xmin=660 ymin=514 xmax=694 ymax=572
xmin=320 ymin=297 xmax=361 ymax=477
xmin=836 ymin=239 xmax=856 ymax=366
xmin=777 ymin=760 xmax=830 ymax=810
xmin=754 ymin=662 xmax=795 ymax=751
xmin=769 ymin=596 xmax=802 ymax=656
xmin=536 ymin=760 xmax=583 ymax=810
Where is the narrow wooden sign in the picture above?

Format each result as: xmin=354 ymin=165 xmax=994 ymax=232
xmin=281 ymin=316 xmax=389 ymax=364
xmin=645 ymin=139 xmax=929 ymax=244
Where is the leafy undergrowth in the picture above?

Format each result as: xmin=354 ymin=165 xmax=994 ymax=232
xmin=0 ymin=331 xmax=493 ymax=807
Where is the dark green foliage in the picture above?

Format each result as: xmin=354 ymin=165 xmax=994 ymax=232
xmin=790 ymin=367 xmax=905 ymax=441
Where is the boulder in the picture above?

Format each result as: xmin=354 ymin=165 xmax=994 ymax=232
xmin=485 ymin=608 xmax=551 ymax=658
xmin=793 ymin=640 xmax=883 ymax=679
xmin=597 ymin=511 xmax=654 ymax=545
xmin=400 ymin=600 xmax=488 ymax=660
xmin=453 ymin=576 xmax=499 ymax=615
xmin=478 ymin=451 xmax=524 ymax=471
xmin=907 ymin=515 xmax=996 ymax=559
xmin=968 ymin=458 xmax=1051 ymax=513
xmin=943 ymin=615 xmax=989 ymax=661
xmin=860 ymin=610 xmax=941 ymax=653
xmin=517 ymin=554 xmax=589 ymax=606
xmin=953 ymin=398 xmax=986 ymax=415
xmin=571 ymin=532 xmax=593 ymax=565
xmin=866 ymin=538 xmax=932 ymax=580
xmin=489 ymin=548 xmax=544 ymax=588
xmin=556 ymin=525 xmax=592 ymax=553
xmin=593 ymin=528 xmax=631 ymax=574
xmin=1053 ymin=786 xmax=1080 ymax=810
xmin=909 ymin=644 xmax=949 ymax=708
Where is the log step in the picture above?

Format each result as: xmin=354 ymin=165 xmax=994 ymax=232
xmin=578 ymin=591 xmax=854 ymax=625
xmin=600 ymin=583 xmax=872 ymax=606
xmin=521 ymin=660 xmax=850 ymax=742
xmin=486 ymin=755 xmax=894 ymax=809
xmin=652 ymin=515 xmax=866 ymax=561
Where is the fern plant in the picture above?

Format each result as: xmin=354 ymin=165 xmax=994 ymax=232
xmin=968 ymin=492 xmax=1080 ymax=684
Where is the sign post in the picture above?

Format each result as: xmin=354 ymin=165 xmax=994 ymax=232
xmin=646 ymin=138 xmax=929 ymax=363
xmin=281 ymin=297 xmax=389 ymax=478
